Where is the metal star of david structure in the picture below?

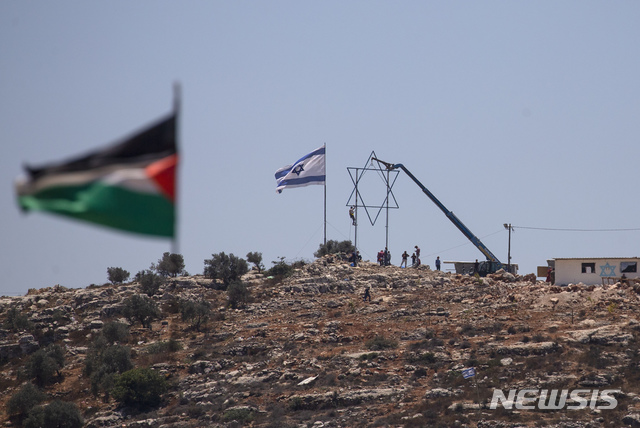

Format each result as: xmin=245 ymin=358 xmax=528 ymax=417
xmin=346 ymin=151 xmax=399 ymax=226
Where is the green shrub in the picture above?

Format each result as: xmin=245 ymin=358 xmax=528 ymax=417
xmin=101 ymin=321 xmax=129 ymax=344
xmin=314 ymin=239 xmax=355 ymax=258
xmin=582 ymin=346 xmax=610 ymax=369
xmin=155 ymin=252 xmax=186 ymax=277
xmin=246 ymin=251 xmax=264 ymax=273
xmin=3 ymin=307 xmax=34 ymax=332
xmin=23 ymin=400 xmax=83 ymax=428
xmin=107 ymin=267 xmax=130 ymax=284
xmin=85 ymin=344 xmax=133 ymax=377
xmin=179 ymin=299 xmax=212 ymax=331
xmin=266 ymin=257 xmax=295 ymax=279
xmin=487 ymin=358 xmax=502 ymax=368
xmin=407 ymin=352 xmax=436 ymax=364
xmin=147 ymin=339 xmax=183 ymax=354
xmin=112 ymin=367 xmax=167 ymax=409
xmin=359 ymin=352 xmax=379 ymax=361
xmin=365 ymin=335 xmax=398 ymax=351
xmin=122 ymin=294 xmax=160 ymax=329
xmin=288 ymin=396 xmax=305 ymax=411
xmin=413 ymin=367 xmax=428 ymax=379
xmin=84 ymin=342 xmax=133 ymax=398
xmin=6 ymin=383 xmax=46 ymax=418
xmin=25 ymin=344 xmax=65 ymax=387
xmin=228 ymin=281 xmax=250 ymax=309
xmin=136 ymin=269 xmax=165 ymax=297
xmin=222 ymin=407 xmax=255 ymax=423
xmin=51 ymin=309 xmax=70 ymax=326
xmin=532 ymin=334 xmax=549 ymax=343
xmin=204 ymin=252 xmax=249 ymax=287
xmin=485 ymin=322 xmax=504 ymax=334
xmin=460 ymin=324 xmax=477 ymax=337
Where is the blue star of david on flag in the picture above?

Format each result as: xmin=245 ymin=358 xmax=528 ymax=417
xmin=292 ymin=164 xmax=305 ymax=175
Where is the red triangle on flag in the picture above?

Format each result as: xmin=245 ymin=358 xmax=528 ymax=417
xmin=146 ymin=154 xmax=177 ymax=202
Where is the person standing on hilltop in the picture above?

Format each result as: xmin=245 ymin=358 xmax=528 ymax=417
xmin=400 ymin=251 xmax=409 ymax=268
xmin=435 ymin=256 xmax=441 ymax=271
xmin=414 ymin=245 xmax=421 ymax=266
xmin=348 ymin=250 xmax=358 ymax=267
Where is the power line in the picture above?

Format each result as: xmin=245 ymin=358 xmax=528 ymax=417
xmin=425 ymin=229 xmax=504 ymax=258
xmin=514 ymin=226 xmax=640 ymax=232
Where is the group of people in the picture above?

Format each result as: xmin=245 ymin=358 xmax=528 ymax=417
xmin=348 ymin=250 xmax=362 ymax=267
xmin=363 ymin=246 xmax=443 ymax=302
xmin=398 ymin=246 xmax=420 ymax=268
xmin=373 ymin=245 xmax=443 ymax=271
xmin=348 ymin=209 xmax=445 ymax=273
xmin=376 ymin=247 xmax=392 ymax=266
xmin=374 ymin=245 xmax=441 ymax=270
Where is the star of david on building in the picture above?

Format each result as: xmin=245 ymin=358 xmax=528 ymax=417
xmin=292 ymin=164 xmax=304 ymax=175
xmin=600 ymin=262 xmax=616 ymax=277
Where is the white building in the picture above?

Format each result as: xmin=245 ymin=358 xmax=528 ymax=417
xmin=552 ymin=257 xmax=640 ymax=286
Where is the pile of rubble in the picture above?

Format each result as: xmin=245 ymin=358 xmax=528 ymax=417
xmin=1 ymin=257 xmax=640 ymax=427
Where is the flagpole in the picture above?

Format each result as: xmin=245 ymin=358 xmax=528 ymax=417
xmin=172 ymin=82 xmax=181 ymax=254
xmin=323 ymin=143 xmax=327 ymax=246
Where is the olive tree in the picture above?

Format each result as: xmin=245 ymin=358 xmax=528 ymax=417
xmin=246 ymin=251 xmax=264 ymax=273
xmin=112 ymin=368 xmax=167 ymax=409
xmin=23 ymin=400 xmax=83 ymax=428
xmin=107 ymin=267 xmax=130 ymax=284
xmin=122 ymin=294 xmax=160 ymax=329
xmin=155 ymin=252 xmax=185 ymax=277
xmin=179 ymin=299 xmax=212 ymax=332
xmin=136 ymin=269 xmax=165 ymax=297
xmin=203 ymin=252 xmax=248 ymax=287
xmin=314 ymin=240 xmax=355 ymax=258
xmin=6 ymin=383 xmax=46 ymax=419
xmin=25 ymin=344 xmax=65 ymax=387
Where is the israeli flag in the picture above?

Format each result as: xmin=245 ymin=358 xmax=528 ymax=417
xmin=462 ymin=367 xmax=476 ymax=379
xmin=275 ymin=145 xmax=326 ymax=193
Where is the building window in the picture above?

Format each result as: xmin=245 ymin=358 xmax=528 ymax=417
xmin=621 ymin=262 xmax=637 ymax=273
xmin=581 ymin=263 xmax=595 ymax=274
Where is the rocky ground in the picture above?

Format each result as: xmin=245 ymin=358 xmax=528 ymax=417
xmin=2 ymin=257 xmax=640 ymax=427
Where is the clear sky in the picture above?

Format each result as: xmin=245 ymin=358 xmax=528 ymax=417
xmin=2 ymin=1 xmax=640 ymax=296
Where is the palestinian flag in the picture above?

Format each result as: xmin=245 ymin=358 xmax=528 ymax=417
xmin=15 ymin=113 xmax=177 ymax=238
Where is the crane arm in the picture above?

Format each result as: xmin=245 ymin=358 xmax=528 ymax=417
xmin=372 ymin=158 xmax=502 ymax=264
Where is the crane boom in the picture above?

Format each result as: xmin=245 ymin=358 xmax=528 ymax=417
xmin=372 ymin=158 xmax=504 ymax=270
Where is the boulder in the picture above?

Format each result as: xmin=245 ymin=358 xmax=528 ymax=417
xmin=565 ymin=324 xmax=634 ymax=346
xmin=18 ymin=334 xmax=39 ymax=354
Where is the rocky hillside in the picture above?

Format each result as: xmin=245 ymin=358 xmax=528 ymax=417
xmin=1 ymin=257 xmax=640 ymax=427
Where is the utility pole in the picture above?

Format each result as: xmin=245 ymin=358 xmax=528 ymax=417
xmin=503 ymin=223 xmax=514 ymax=273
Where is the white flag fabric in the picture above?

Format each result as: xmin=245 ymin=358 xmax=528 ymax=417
xmin=275 ymin=145 xmax=326 ymax=193
xmin=462 ymin=367 xmax=476 ymax=379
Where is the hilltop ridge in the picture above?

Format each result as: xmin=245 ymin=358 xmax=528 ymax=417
xmin=1 ymin=257 xmax=640 ymax=427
